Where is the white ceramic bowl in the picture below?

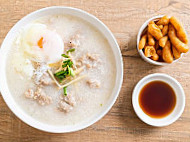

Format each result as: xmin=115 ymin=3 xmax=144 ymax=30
xmin=132 ymin=73 xmax=185 ymax=127
xmin=0 ymin=6 xmax=123 ymax=133
xmin=137 ymin=15 xmax=183 ymax=65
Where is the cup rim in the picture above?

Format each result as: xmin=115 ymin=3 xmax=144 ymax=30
xmin=136 ymin=15 xmax=184 ymax=65
xmin=0 ymin=6 xmax=123 ymax=133
xmin=132 ymin=73 xmax=185 ymax=127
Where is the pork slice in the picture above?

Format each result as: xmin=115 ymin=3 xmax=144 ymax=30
xmin=86 ymin=79 xmax=101 ymax=88
xmin=86 ymin=53 xmax=99 ymax=62
xmin=25 ymin=89 xmax=34 ymax=99
xmin=40 ymin=72 xmax=53 ymax=85
xmin=64 ymin=95 xmax=76 ymax=107
xmin=58 ymin=101 xmax=73 ymax=113
xmin=34 ymin=87 xmax=52 ymax=105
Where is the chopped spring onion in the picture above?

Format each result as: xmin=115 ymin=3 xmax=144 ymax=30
xmin=63 ymin=87 xmax=67 ymax=96
xmin=62 ymin=64 xmax=67 ymax=68
xmin=67 ymin=66 xmax=75 ymax=77
xmin=67 ymin=65 xmax=71 ymax=75
xmin=54 ymin=60 xmax=75 ymax=81
xmin=63 ymin=59 xmax=73 ymax=67
xmin=61 ymin=54 xmax=69 ymax=58
xmin=51 ymin=49 xmax=78 ymax=92
xmin=66 ymin=48 xmax=75 ymax=54
xmin=54 ymin=70 xmax=67 ymax=81
xmin=54 ymin=70 xmax=65 ymax=76
xmin=70 ymin=68 xmax=75 ymax=77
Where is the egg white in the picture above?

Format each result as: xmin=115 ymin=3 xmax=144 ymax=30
xmin=20 ymin=23 xmax=64 ymax=63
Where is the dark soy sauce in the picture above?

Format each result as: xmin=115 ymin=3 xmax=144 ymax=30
xmin=139 ymin=81 xmax=176 ymax=118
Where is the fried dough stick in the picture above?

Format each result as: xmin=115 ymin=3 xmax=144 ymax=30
xmin=148 ymin=22 xmax=163 ymax=40
xmin=139 ymin=34 xmax=147 ymax=49
xmin=170 ymin=16 xmax=188 ymax=44
xmin=162 ymin=41 xmax=173 ymax=63
xmin=168 ymin=25 xmax=189 ymax=53
xmin=157 ymin=15 xmax=170 ymax=25
xmin=172 ymin=46 xmax=181 ymax=59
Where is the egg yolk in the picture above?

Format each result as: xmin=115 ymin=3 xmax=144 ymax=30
xmin=38 ymin=37 xmax=44 ymax=48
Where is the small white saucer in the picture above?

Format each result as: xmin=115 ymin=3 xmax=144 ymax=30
xmin=132 ymin=73 xmax=185 ymax=127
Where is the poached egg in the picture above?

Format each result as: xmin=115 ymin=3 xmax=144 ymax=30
xmin=20 ymin=23 xmax=64 ymax=63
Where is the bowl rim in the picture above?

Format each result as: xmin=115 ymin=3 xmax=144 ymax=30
xmin=132 ymin=73 xmax=185 ymax=127
xmin=0 ymin=6 xmax=123 ymax=133
xmin=136 ymin=15 xmax=184 ymax=65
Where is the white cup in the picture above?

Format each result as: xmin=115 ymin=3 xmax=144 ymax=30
xmin=132 ymin=73 xmax=185 ymax=127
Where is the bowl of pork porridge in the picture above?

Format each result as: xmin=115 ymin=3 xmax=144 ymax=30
xmin=0 ymin=7 xmax=123 ymax=133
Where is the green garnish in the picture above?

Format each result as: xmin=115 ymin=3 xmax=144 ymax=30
xmin=61 ymin=54 xmax=69 ymax=58
xmin=54 ymin=71 xmax=66 ymax=81
xmin=67 ymin=66 xmax=75 ymax=77
xmin=66 ymin=48 xmax=75 ymax=54
xmin=100 ymin=104 xmax=103 ymax=107
xmin=63 ymin=59 xmax=73 ymax=67
xmin=54 ymin=70 xmax=65 ymax=76
xmin=63 ymin=87 xmax=67 ymax=96
xmin=70 ymin=68 xmax=75 ymax=77
xmin=62 ymin=59 xmax=73 ymax=68
xmin=62 ymin=64 xmax=67 ymax=68
xmin=67 ymin=65 xmax=71 ymax=75
xmin=54 ymin=49 xmax=77 ymax=97
xmin=54 ymin=59 xmax=75 ymax=81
